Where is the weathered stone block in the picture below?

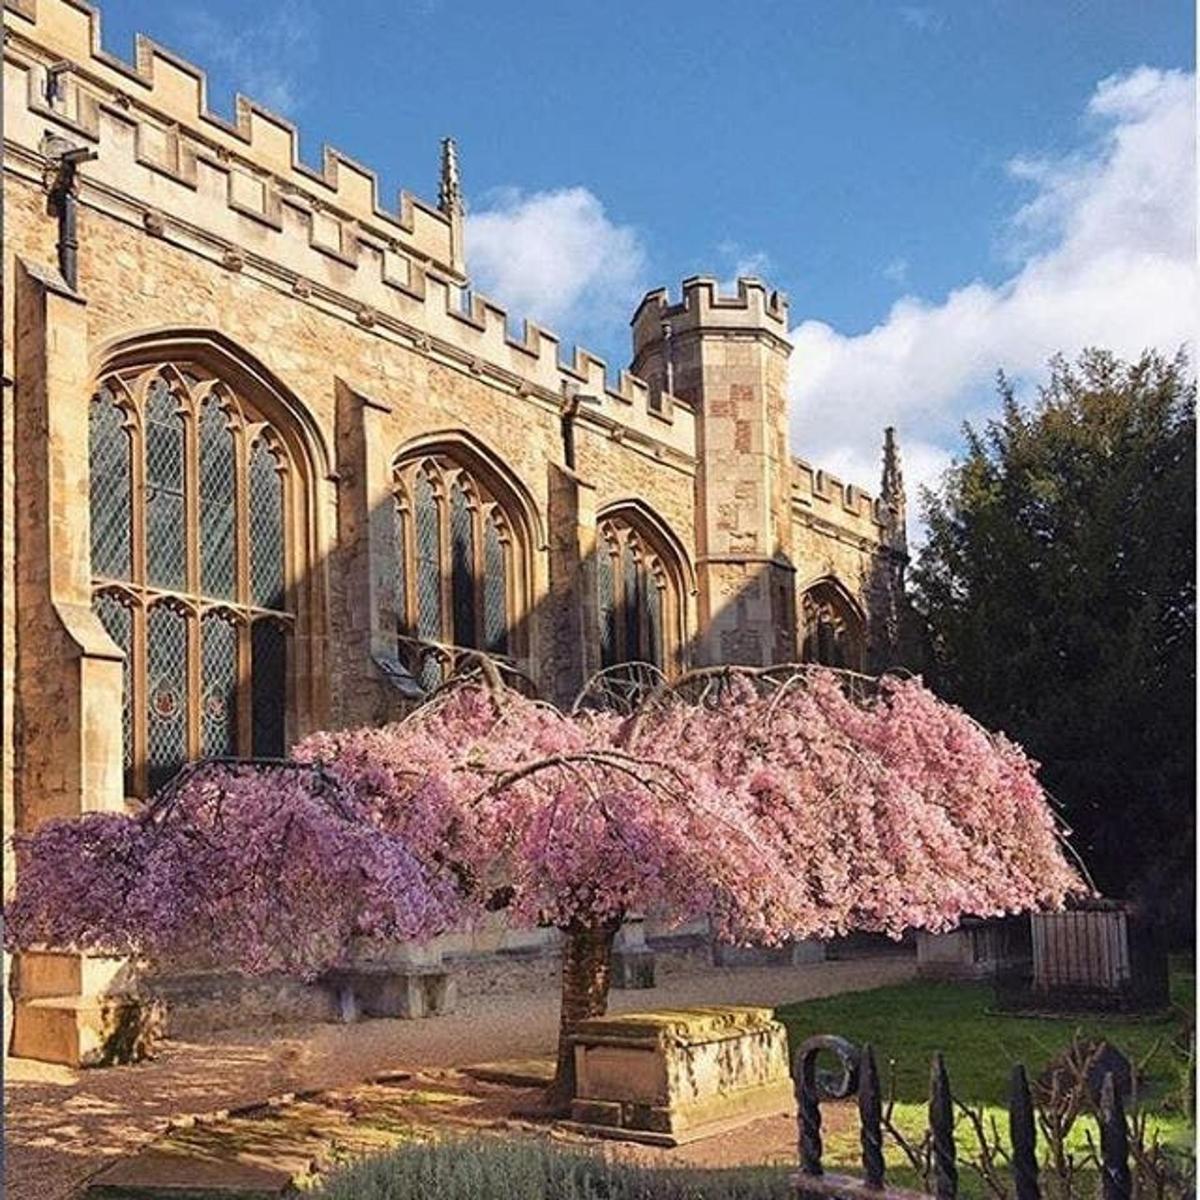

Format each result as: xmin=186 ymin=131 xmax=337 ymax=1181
xmin=712 ymin=939 xmax=825 ymax=967
xmin=568 ymin=1005 xmax=793 ymax=1145
xmin=10 ymin=993 xmax=163 ymax=1066
xmin=611 ymin=949 xmax=656 ymax=989
xmin=917 ymin=917 xmax=1026 ymax=981
xmin=611 ymin=917 xmax=657 ymax=989
xmin=324 ymin=966 xmax=456 ymax=1020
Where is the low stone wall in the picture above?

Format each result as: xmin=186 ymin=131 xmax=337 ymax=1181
xmin=124 ymin=924 xmax=834 ymax=1040
xmin=916 ymin=917 xmax=1027 ymax=982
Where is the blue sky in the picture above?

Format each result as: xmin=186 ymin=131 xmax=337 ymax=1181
xmin=96 ymin=1 xmax=1196 ymax=505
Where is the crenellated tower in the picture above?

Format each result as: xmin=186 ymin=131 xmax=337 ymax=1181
xmin=631 ymin=277 xmax=796 ymax=666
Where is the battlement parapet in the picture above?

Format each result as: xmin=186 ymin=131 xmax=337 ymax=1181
xmin=3 ymin=0 xmax=461 ymax=276
xmin=2 ymin=0 xmax=694 ymax=457
xmin=791 ymin=456 xmax=889 ymax=540
xmin=631 ymin=275 xmax=790 ymax=361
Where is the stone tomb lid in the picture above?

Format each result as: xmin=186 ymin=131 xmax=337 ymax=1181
xmin=573 ymin=1005 xmax=778 ymax=1045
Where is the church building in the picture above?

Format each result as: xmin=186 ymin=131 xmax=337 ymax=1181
xmin=2 ymin=0 xmax=912 ymax=1063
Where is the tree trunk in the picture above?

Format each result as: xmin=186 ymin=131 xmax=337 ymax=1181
xmin=546 ymin=917 xmax=620 ymax=1111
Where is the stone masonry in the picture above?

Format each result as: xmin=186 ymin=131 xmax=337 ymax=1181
xmin=1 ymin=0 xmax=914 ymax=1064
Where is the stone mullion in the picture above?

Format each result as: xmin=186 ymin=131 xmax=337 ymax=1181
xmin=126 ymin=373 xmax=150 ymax=799
xmin=471 ymin=496 xmax=486 ymax=651
xmin=613 ymin=532 xmax=627 ymax=665
xmin=182 ymin=391 xmax=201 ymax=763
xmin=399 ymin=503 xmax=414 ymax=639
xmin=234 ymin=420 xmax=254 ymax=756
xmin=437 ymin=471 xmax=452 ymax=648
xmin=129 ymin=596 xmax=149 ymax=800
xmin=278 ymin=459 xmax=296 ymax=754
xmin=397 ymin=478 xmax=417 ymax=640
xmin=502 ymin=522 xmax=517 ymax=660
xmin=633 ymin=543 xmax=648 ymax=664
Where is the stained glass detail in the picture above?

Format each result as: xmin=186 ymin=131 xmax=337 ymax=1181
xmin=450 ymin=479 xmax=475 ymax=647
xmin=145 ymin=379 xmax=186 ymax=589
xmin=623 ymin=540 xmax=640 ymax=662
xmin=248 ymin=438 xmax=285 ymax=610
xmin=146 ymin=603 xmax=187 ymax=794
xmin=201 ymin=611 xmax=238 ymax=758
xmin=199 ymin=396 xmax=236 ymax=600
xmin=483 ymin=517 xmax=507 ymax=655
xmin=94 ymin=591 xmax=133 ymax=780
xmin=598 ymin=542 xmax=616 ymax=668
xmin=392 ymin=498 xmax=408 ymax=636
xmin=251 ymin=620 xmax=286 ymax=757
xmin=89 ymin=389 xmax=131 ymax=580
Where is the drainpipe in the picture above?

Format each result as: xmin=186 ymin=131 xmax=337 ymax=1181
xmin=41 ymin=134 xmax=97 ymax=291
xmin=561 ymin=383 xmax=581 ymax=470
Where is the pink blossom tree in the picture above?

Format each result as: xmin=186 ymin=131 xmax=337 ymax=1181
xmin=5 ymin=666 xmax=1082 ymax=1105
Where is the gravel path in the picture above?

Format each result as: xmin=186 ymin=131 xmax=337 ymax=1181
xmin=3 ymin=955 xmax=913 ymax=1199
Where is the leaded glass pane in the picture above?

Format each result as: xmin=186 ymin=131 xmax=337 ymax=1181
xmin=392 ymin=498 xmax=408 ymax=636
xmin=413 ymin=472 xmax=442 ymax=690
xmin=251 ymin=619 xmax=286 ymax=757
xmin=199 ymin=396 xmax=236 ymax=600
xmin=89 ymin=389 xmax=131 ymax=580
xmin=450 ymin=479 xmax=476 ymax=648
xmin=598 ymin=542 xmax=616 ymax=668
xmin=145 ymin=379 xmax=186 ymax=589
xmin=94 ymin=591 xmax=133 ymax=783
xmin=248 ymin=438 xmax=285 ymax=610
xmin=201 ymin=611 xmax=238 ymax=758
xmin=414 ymin=473 xmax=442 ymax=642
xmin=623 ymin=540 xmax=640 ymax=663
xmin=147 ymin=603 xmax=188 ymax=794
xmin=483 ymin=517 xmax=507 ymax=655
xmin=645 ymin=576 xmax=664 ymax=670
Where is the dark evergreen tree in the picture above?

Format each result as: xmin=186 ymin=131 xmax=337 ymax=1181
xmin=914 ymin=349 xmax=1195 ymax=936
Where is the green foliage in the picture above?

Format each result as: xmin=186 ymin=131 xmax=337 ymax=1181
xmin=912 ymin=349 xmax=1196 ymax=929
xmin=775 ymin=966 xmax=1194 ymax=1110
xmin=775 ymin=966 xmax=1196 ymax=1195
xmin=311 ymin=1136 xmax=793 ymax=1199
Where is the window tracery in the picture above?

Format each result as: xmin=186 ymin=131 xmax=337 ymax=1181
xmin=596 ymin=514 xmax=680 ymax=673
xmin=89 ymin=363 xmax=295 ymax=797
xmin=391 ymin=454 xmax=521 ymax=683
xmin=800 ymin=580 xmax=865 ymax=670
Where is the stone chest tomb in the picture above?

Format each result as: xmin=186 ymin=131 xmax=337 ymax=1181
xmin=568 ymin=1005 xmax=793 ymax=1145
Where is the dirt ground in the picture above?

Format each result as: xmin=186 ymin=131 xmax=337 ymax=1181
xmin=3 ymin=955 xmax=913 ymax=1199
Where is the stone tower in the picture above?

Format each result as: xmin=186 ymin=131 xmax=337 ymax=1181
xmin=631 ymin=277 xmax=796 ymax=666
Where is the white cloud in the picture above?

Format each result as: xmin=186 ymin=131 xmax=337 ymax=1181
xmin=172 ymin=1 xmax=319 ymax=116
xmin=790 ymin=66 xmax=1197 ymax=518
xmin=882 ymin=257 xmax=910 ymax=285
xmin=716 ymin=242 xmax=773 ymax=292
xmin=465 ymin=187 xmax=647 ymax=351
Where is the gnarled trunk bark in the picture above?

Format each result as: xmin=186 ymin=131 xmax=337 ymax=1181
xmin=546 ymin=917 xmax=621 ymax=1110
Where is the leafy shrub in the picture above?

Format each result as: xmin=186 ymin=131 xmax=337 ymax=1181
xmin=312 ymin=1135 xmax=793 ymax=1200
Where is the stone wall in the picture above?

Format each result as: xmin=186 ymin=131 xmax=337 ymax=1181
xmin=2 ymin=0 xmax=911 ymax=1062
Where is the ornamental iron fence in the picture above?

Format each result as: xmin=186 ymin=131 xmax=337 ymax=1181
xmin=791 ymin=1034 xmax=1168 ymax=1200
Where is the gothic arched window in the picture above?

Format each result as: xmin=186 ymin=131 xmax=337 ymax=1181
xmin=800 ymin=580 xmax=865 ymax=671
xmin=596 ymin=513 xmax=682 ymax=674
xmin=89 ymin=364 xmax=296 ymax=797
xmin=391 ymin=454 xmax=524 ymax=683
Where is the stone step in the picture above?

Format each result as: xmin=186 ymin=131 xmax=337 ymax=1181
xmin=85 ymin=1149 xmax=291 ymax=1198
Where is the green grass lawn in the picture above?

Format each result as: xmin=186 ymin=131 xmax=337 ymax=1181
xmin=774 ymin=960 xmax=1195 ymax=1195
